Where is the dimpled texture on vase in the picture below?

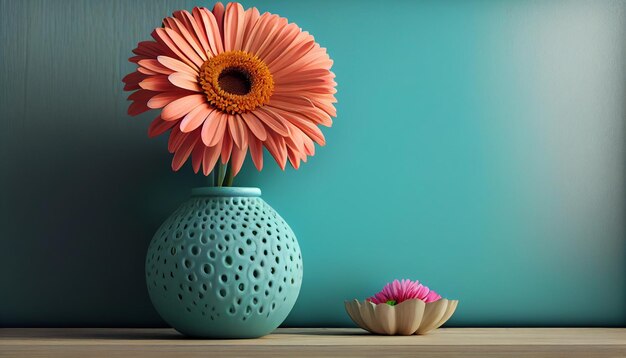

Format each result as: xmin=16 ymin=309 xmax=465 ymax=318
xmin=145 ymin=187 xmax=303 ymax=338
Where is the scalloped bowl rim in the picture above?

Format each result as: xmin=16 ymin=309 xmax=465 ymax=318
xmin=344 ymin=298 xmax=459 ymax=335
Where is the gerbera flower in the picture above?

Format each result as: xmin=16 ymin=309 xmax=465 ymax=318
xmin=367 ymin=279 xmax=441 ymax=305
xmin=123 ymin=2 xmax=337 ymax=177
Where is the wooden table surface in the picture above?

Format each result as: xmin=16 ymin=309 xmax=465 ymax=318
xmin=1 ymin=328 xmax=625 ymax=357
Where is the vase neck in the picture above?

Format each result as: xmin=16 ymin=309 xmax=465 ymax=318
xmin=191 ymin=187 xmax=261 ymax=197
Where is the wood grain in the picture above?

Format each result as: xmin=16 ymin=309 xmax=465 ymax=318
xmin=1 ymin=328 xmax=625 ymax=357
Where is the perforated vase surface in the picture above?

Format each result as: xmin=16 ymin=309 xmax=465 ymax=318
xmin=146 ymin=187 xmax=303 ymax=338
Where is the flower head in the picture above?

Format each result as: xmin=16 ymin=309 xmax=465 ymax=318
xmin=367 ymin=279 xmax=441 ymax=305
xmin=123 ymin=2 xmax=337 ymax=176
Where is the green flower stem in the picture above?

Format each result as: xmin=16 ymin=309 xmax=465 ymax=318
xmin=208 ymin=171 xmax=215 ymax=187
xmin=216 ymin=163 xmax=227 ymax=187
xmin=225 ymin=164 xmax=234 ymax=187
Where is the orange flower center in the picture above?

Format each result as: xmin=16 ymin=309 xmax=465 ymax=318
xmin=199 ymin=51 xmax=274 ymax=114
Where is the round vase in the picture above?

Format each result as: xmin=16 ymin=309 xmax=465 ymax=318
xmin=145 ymin=187 xmax=303 ymax=338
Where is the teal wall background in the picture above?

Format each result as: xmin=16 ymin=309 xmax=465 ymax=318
xmin=1 ymin=0 xmax=625 ymax=327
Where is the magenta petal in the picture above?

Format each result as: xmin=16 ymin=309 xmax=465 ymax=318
xmin=368 ymin=279 xmax=443 ymax=305
xmin=424 ymin=290 xmax=442 ymax=303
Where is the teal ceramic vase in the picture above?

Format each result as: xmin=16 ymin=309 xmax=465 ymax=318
xmin=145 ymin=187 xmax=303 ymax=338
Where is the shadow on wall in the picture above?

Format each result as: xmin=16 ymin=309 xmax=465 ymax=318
xmin=0 ymin=124 xmax=201 ymax=326
xmin=0 ymin=119 xmax=261 ymax=326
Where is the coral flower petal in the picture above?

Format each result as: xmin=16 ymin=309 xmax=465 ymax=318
xmin=202 ymin=143 xmax=223 ymax=175
xmin=137 ymin=67 xmax=160 ymax=76
xmin=223 ymin=2 xmax=245 ymax=51
xmin=191 ymin=140 xmax=205 ymax=173
xmin=248 ymin=131 xmax=264 ymax=171
xmin=229 ymin=141 xmax=247 ymax=176
xmin=138 ymin=59 xmax=174 ymax=75
xmin=168 ymin=72 xmax=202 ymax=92
xmin=240 ymin=112 xmax=267 ymax=141
xmin=128 ymin=101 xmax=150 ymax=116
xmin=123 ymin=71 xmax=148 ymax=90
xmin=253 ymin=16 xmax=285 ymax=58
xmin=152 ymin=28 xmax=198 ymax=70
xmin=173 ymin=10 xmax=209 ymax=52
xmin=163 ymin=27 xmax=205 ymax=68
xmin=212 ymin=3 xmax=226 ymax=38
xmin=303 ymin=108 xmax=333 ymax=127
xmin=269 ymin=97 xmax=333 ymax=126
xmin=172 ymin=132 xmax=199 ymax=170
xmin=157 ymin=55 xmax=198 ymax=76
xmin=302 ymin=135 xmax=315 ymax=156
xmin=124 ymin=2 xmax=337 ymax=176
xmin=180 ymin=104 xmax=213 ymax=133
xmin=254 ymin=108 xmax=289 ymax=137
xmin=167 ymin=126 xmax=185 ymax=153
xmin=287 ymin=147 xmax=302 ymax=169
xmin=201 ymin=110 xmax=227 ymax=147
xmin=306 ymin=95 xmax=338 ymax=117
xmin=284 ymin=122 xmax=306 ymax=154
xmin=264 ymin=132 xmax=288 ymax=170
xmin=163 ymin=16 xmax=208 ymax=61
xmin=161 ymin=94 xmax=206 ymax=121
xmin=242 ymin=13 xmax=275 ymax=54
xmin=147 ymin=91 xmax=194 ymax=109
xmin=257 ymin=22 xmax=299 ymax=64
xmin=139 ymin=75 xmax=177 ymax=91
xmin=241 ymin=7 xmax=261 ymax=43
xmin=268 ymin=95 xmax=314 ymax=109
xmin=227 ymin=114 xmax=248 ymax=149
xmin=132 ymin=41 xmax=163 ymax=58
xmin=195 ymin=7 xmax=224 ymax=55
xmin=275 ymin=83 xmax=337 ymax=95
xmin=273 ymin=68 xmax=332 ymax=82
xmin=148 ymin=115 xmax=177 ymax=138
xmin=273 ymin=49 xmax=331 ymax=77
xmin=267 ymin=107 xmax=326 ymax=145
xmin=220 ymin=132 xmax=233 ymax=164
xmin=266 ymin=36 xmax=315 ymax=73
xmin=127 ymin=90 xmax=157 ymax=116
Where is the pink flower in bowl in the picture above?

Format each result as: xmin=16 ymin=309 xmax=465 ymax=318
xmin=367 ymin=279 xmax=441 ymax=305
xmin=345 ymin=279 xmax=457 ymax=335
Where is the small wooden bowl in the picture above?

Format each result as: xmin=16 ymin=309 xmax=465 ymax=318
xmin=344 ymin=298 xmax=458 ymax=335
